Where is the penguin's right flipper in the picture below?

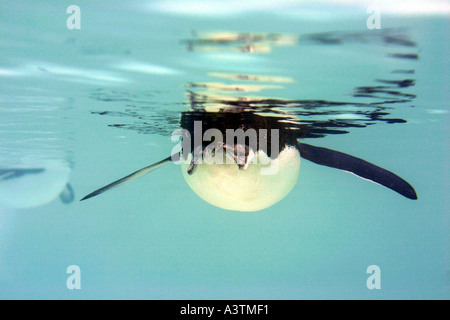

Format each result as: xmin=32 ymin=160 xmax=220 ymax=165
xmin=80 ymin=156 xmax=173 ymax=201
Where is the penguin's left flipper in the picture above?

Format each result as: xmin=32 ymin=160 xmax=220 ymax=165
xmin=298 ymin=142 xmax=418 ymax=200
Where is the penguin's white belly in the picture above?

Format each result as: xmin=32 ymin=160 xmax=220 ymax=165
xmin=181 ymin=146 xmax=300 ymax=212
xmin=0 ymin=160 xmax=71 ymax=208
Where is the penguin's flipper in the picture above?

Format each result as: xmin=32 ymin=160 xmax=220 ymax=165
xmin=80 ymin=156 xmax=173 ymax=201
xmin=297 ymin=142 xmax=417 ymax=200
xmin=59 ymin=183 xmax=75 ymax=204
xmin=0 ymin=168 xmax=45 ymax=181
xmin=0 ymin=171 xmax=15 ymax=181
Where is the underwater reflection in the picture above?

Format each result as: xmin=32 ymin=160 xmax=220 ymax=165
xmin=183 ymin=28 xmax=418 ymax=57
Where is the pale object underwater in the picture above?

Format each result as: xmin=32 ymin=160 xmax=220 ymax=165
xmin=0 ymin=160 xmax=74 ymax=209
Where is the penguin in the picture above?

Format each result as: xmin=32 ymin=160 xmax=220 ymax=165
xmin=80 ymin=109 xmax=417 ymax=211
xmin=0 ymin=166 xmax=74 ymax=208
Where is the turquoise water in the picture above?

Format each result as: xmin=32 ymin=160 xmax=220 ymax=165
xmin=0 ymin=0 xmax=448 ymax=299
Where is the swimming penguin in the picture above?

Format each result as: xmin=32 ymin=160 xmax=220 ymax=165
xmin=0 ymin=166 xmax=75 ymax=208
xmin=80 ymin=109 xmax=417 ymax=211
